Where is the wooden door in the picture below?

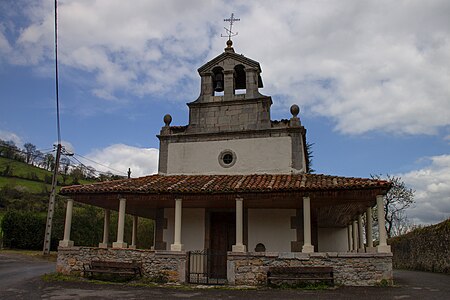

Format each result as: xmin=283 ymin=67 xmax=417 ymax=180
xmin=209 ymin=212 xmax=235 ymax=278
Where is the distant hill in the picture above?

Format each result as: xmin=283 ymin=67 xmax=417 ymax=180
xmin=0 ymin=157 xmax=94 ymax=194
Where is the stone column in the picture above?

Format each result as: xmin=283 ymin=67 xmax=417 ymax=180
xmin=129 ymin=215 xmax=138 ymax=249
xmin=366 ymin=207 xmax=376 ymax=252
xmin=245 ymin=68 xmax=259 ymax=98
xmin=347 ymin=224 xmax=353 ymax=252
xmin=99 ymin=209 xmax=110 ymax=248
xmin=232 ymin=197 xmax=246 ymax=252
xmin=302 ymin=197 xmax=314 ymax=253
xmin=170 ymin=198 xmax=184 ymax=251
xmin=113 ymin=198 xmax=127 ymax=248
xmin=377 ymin=195 xmax=391 ymax=253
xmin=352 ymin=220 xmax=358 ymax=252
xmin=200 ymin=72 xmax=213 ymax=98
xmin=358 ymin=214 xmax=365 ymax=252
xmin=223 ymin=70 xmax=235 ymax=101
xmin=59 ymin=199 xmax=74 ymax=247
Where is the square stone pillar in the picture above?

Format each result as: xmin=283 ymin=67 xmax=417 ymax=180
xmin=99 ymin=208 xmax=110 ymax=248
xmin=302 ymin=196 xmax=314 ymax=253
xmin=245 ymin=68 xmax=259 ymax=98
xmin=232 ymin=197 xmax=246 ymax=252
xmin=113 ymin=198 xmax=128 ymax=248
xmin=59 ymin=199 xmax=74 ymax=247
xmin=170 ymin=198 xmax=184 ymax=251
xmin=223 ymin=70 xmax=235 ymax=101
xmin=376 ymin=195 xmax=391 ymax=253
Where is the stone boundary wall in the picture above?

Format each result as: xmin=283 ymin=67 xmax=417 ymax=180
xmin=227 ymin=252 xmax=393 ymax=286
xmin=57 ymin=247 xmax=187 ymax=282
xmin=389 ymin=218 xmax=450 ymax=274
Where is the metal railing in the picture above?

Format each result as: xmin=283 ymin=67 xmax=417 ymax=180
xmin=187 ymin=249 xmax=228 ymax=285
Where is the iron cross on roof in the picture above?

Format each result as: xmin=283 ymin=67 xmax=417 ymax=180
xmin=221 ymin=13 xmax=240 ymax=41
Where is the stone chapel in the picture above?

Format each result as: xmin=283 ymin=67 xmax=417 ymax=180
xmin=57 ymin=39 xmax=393 ymax=286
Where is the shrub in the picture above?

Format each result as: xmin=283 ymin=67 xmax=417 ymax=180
xmin=1 ymin=210 xmax=46 ymax=249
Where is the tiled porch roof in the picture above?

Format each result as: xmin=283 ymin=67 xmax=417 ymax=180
xmin=60 ymin=173 xmax=391 ymax=195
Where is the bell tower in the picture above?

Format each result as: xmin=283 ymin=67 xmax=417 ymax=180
xmin=157 ymin=27 xmax=308 ymax=175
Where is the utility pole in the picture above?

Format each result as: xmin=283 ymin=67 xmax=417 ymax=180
xmin=43 ymin=143 xmax=62 ymax=255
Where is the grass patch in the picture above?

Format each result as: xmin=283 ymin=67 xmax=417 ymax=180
xmin=42 ymin=273 xmax=83 ymax=282
xmin=0 ymin=157 xmax=56 ymax=182
xmin=375 ymin=279 xmax=392 ymax=287
xmin=0 ymin=177 xmax=51 ymax=193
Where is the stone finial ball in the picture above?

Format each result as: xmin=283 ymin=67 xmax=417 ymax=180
xmin=290 ymin=104 xmax=300 ymax=117
xmin=226 ymin=39 xmax=233 ymax=47
xmin=163 ymin=114 xmax=172 ymax=126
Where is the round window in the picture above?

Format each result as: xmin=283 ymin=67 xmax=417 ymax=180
xmin=218 ymin=150 xmax=236 ymax=168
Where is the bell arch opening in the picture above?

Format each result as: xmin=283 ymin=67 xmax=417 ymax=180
xmin=212 ymin=66 xmax=224 ymax=96
xmin=234 ymin=64 xmax=246 ymax=95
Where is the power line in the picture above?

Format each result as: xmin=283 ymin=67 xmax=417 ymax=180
xmin=62 ymin=153 xmax=126 ymax=178
xmin=73 ymin=153 xmax=128 ymax=176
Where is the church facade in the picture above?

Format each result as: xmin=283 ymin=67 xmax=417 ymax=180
xmin=57 ymin=40 xmax=393 ymax=286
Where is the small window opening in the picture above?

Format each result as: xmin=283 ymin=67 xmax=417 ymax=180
xmin=222 ymin=153 xmax=233 ymax=165
xmin=218 ymin=150 xmax=237 ymax=168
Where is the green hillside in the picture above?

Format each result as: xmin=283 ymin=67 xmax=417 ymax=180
xmin=0 ymin=157 xmax=95 ymax=193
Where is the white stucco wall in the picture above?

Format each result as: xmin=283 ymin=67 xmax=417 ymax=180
xmin=318 ymin=227 xmax=348 ymax=252
xmin=163 ymin=208 xmax=205 ymax=251
xmin=166 ymin=136 xmax=292 ymax=175
xmin=248 ymin=209 xmax=296 ymax=252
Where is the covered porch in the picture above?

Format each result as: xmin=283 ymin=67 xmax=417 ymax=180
xmin=57 ymin=173 xmax=393 ymax=286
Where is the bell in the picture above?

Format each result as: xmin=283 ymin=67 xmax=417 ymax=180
xmin=214 ymin=80 xmax=224 ymax=92
xmin=214 ymin=72 xmax=224 ymax=92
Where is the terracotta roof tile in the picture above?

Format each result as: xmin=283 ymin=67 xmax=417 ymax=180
xmin=60 ymin=173 xmax=391 ymax=195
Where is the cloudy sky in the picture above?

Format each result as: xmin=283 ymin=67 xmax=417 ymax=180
xmin=0 ymin=0 xmax=449 ymax=225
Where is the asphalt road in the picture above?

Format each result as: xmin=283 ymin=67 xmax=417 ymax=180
xmin=0 ymin=252 xmax=449 ymax=299
xmin=0 ymin=252 xmax=55 ymax=291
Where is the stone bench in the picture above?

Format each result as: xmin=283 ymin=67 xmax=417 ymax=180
xmin=267 ymin=266 xmax=334 ymax=286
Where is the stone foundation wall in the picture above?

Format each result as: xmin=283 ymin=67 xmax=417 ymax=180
xmin=227 ymin=252 xmax=393 ymax=286
xmin=57 ymin=247 xmax=187 ymax=282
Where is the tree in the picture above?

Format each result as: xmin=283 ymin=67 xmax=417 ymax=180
xmin=34 ymin=150 xmax=44 ymax=167
xmin=23 ymin=142 xmax=37 ymax=165
xmin=0 ymin=140 xmax=21 ymax=160
xmin=306 ymin=142 xmax=315 ymax=174
xmin=85 ymin=166 xmax=97 ymax=179
xmin=371 ymin=174 xmax=415 ymax=238
xmin=43 ymin=153 xmax=55 ymax=171
xmin=60 ymin=157 xmax=71 ymax=184
xmin=70 ymin=166 xmax=85 ymax=184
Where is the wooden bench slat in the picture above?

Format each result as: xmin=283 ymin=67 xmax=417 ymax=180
xmin=269 ymin=278 xmax=333 ymax=281
xmin=89 ymin=270 xmax=137 ymax=275
xmin=83 ymin=260 xmax=142 ymax=279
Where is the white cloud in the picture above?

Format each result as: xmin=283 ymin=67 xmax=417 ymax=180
xmin=84 ymin=144 xmax=159 ymax=178
xmin=400 ymin=154 xmax=450 ymax=225
xmin=0 ymin=130 xmax=23 ymax=145
xmin=0 ymin=28 xmax=12 ymax=55
xmin=4 ymin=0 xmax=450 ymax=135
